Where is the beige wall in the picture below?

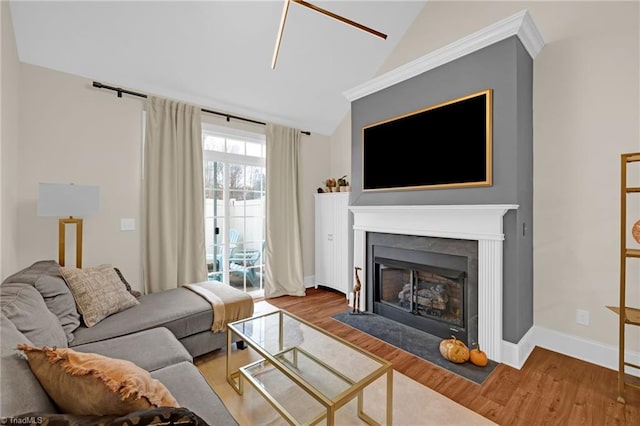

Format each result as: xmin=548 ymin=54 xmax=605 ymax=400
xmin=530 ymin=2 xmax=639 ymax=350
xmin=329 ymin=114 xmax=351 ymax=183
xmin=10 ymin=60 xmax=328 ymax=290
xmin=298 ymin=132 xmax=331 ymax=280
xmin=17 ymin=64 xmax=144 ymax=288
xmin=1 ymin=0 xmax=20 ymax=280
xmin=335 ymin=1 xmax=640 ymax=350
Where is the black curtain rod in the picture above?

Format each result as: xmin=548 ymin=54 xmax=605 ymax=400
xmin=92 ymin=81 xmax=311 ymax=136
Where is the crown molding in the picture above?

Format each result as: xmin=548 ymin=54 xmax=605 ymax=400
xmin=344 ymin=9 xmax=544 ymax=102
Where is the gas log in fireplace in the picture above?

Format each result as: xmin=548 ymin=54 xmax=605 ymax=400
xmin=367 ymin=233 xmax=478 ymax=345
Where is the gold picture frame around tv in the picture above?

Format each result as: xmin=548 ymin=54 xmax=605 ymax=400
xmin=362 ymin=89 xmax=493 ymax=192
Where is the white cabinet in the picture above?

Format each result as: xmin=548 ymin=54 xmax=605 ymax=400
xmin=315 ymin=192 xmax=350 ymax=296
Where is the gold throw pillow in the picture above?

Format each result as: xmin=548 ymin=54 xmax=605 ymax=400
xmin=18 ymin=344 xmax=179 ymax=416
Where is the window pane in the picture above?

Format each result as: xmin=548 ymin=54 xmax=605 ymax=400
xmin=246 ymin=166 xmax=265 ymax=191
xmin=245 ymin=190 xmax=264 ymax=202
xmin=229 ymin=164 xmax=245 ymax=190
xmin=205 ymin=217 xmax=214 ymax=258
xmin=226 ymin=139 xmax=244 ymax=155
xmin=206 ymin=216 xmax=224 ymax=273
xmin=204 ymin=135 xmax=225 ymax=152
xmin=244 ymin=216 xmax=264 ymax=245
xmin=246 ymin=142 xmax=263 ymax=158
xmin=230 ymin=190 xmax=246 ymax=202
xmin=204 ymin=161 xmax=224 ymax=199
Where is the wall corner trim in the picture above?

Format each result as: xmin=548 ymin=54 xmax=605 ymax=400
xmin=343 ymin=9 xmax=545 ymax=102
xmin=501 ymin=325 xmax=537 ymax=369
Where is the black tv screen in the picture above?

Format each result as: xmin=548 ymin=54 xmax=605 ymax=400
xmin=362 ymin=89 xmax=492 ymax=191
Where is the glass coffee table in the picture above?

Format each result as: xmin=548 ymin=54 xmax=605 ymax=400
xmin=226 ymin=310 xmax=393 ymax=425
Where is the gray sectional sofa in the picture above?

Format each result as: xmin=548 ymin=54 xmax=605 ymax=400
xmin=0 ymin=260 xmax=246 ymax=424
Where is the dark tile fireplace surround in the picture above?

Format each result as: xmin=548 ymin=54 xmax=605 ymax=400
xmin=366 ymin=232 xmax=479 ymax=345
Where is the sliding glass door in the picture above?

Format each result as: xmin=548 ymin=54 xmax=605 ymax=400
xmin=203 ymin=125 xmax=265 ymax=294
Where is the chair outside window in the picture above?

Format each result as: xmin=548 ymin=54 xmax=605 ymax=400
xmin=229 ymin=242 xmax=264 ymax=287
xmin=217 ymin=228 xmax=240 ymax=269
xmin=207 ymin=228 xmax=240 ymax=280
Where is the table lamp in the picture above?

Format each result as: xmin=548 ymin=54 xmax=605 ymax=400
xmin=37 ymin=183 xmax=100 ymax=268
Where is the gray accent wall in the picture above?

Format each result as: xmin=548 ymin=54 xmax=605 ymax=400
xmin=349 ymin=36 xmax=533 ymax=344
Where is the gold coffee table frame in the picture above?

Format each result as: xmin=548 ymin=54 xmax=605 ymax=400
xmin=226 ymin=310 xmax=393 ymax=425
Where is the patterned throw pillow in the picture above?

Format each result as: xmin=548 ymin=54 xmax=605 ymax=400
xmin=60 ymin=265 xmax=139 ymax=327
xmin=18 ymin=344 xmax=179 ymax=416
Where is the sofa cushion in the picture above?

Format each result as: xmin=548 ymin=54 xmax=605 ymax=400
xmin=2 ymin=260 xmax=61 ymax=285
xmin=71 ymin=287 xmax=213 ymax=346
xmin=2 ymin=260 xmax=81 ymax=343
xmin=1 ymin=313 xmax=33 ymax=357
xmin=151 ymin=362 xmax=238 ymax=426
xmin=73 ymin=328 xmax=192 ymax=372
xmin=1 ymin=282 xmax=68 ymax=348
xmin=61 ymin=264 xmax=139 ymax=327
xmin=18 ymin=344 xmax=180 ymax=416
xmin=1 ymin=314 xmax=57 ymax=416
xmin=34 ymin=274 xmax=81 ymax=343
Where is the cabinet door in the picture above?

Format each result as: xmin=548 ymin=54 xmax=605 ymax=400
xmin=315 ymin=195 xmax=334 ymax=286
xmin=332 ymin=194 xmax=349 ymax=295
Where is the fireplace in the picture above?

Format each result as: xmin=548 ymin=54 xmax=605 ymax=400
xmin=368 ymin=233 xmax=478 ymax=345
xmin=350 ymin=204 xmax=518 ymax=362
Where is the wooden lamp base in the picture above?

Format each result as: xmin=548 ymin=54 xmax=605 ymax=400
xmin=59 ymin=217 xmax=83 ymax=268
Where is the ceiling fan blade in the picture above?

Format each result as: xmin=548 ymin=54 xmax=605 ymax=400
xmin=292 ymin=0 xmax=387 ymax=40
xmin=272 ymin=0 xmax=292 ymax=69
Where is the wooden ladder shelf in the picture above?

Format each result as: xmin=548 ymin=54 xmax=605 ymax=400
xmin=606 ymin=152 xmax=640 ymax=404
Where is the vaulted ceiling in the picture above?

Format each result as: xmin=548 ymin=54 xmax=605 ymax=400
xmin=10 ymin=1 xmax=426 ymax=135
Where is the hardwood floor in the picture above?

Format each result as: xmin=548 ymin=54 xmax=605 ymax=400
xmin=266 ymin=288 xmax=640 ymax=425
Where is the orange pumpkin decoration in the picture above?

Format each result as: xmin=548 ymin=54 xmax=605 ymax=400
xmin=469 ymin=342 xmax=489 ymax=367
xmin=439 ymin=335 xmax=469 ymax=364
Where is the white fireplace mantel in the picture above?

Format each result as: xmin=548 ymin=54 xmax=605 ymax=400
xmin=349 ymin=204 xmax=518 ymax=363
xmin=350 ymin=204 xmax=517 ymax=241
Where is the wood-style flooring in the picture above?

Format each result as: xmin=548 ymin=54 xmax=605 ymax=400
xmin=266 ymin=288 xmax=640 ymax=425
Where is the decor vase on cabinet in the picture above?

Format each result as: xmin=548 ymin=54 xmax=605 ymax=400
xmin=315 ymin=192 xmax=351 ymax=297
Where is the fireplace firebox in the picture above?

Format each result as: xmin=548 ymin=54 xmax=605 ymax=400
xmin=367 ymin=233 xmax=478 ymax=345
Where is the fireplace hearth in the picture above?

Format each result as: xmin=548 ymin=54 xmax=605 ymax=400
xmin=367 ymin=233 xmax=478 ymax=346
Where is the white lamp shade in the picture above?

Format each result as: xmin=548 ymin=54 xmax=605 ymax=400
xmin=37 ymin=183 xmax=100 ymax=217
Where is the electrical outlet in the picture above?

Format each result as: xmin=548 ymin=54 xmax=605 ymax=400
xmin=576 ymin=309 xmax=590 ymax=326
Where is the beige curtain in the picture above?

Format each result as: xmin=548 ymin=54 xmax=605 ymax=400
xmin=143 ymin=96 xmax=207 ymax=293
xmin=264 ymin=123 xmax=305 ymax=298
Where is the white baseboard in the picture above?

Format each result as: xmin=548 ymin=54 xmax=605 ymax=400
xmin=502 ymin=325 xmax=640 ymax=375
xmin=533 ymin=325 xmax=640 ymax=375
xmin=501 ymin=326 xmax=537 ymax=369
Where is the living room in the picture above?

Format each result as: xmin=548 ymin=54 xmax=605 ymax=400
xmin=2 ymin=0 xmax=639 ymax=424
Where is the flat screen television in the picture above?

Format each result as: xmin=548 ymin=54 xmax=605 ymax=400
xmin=362 ymin=89 xmax=493 ymax=192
